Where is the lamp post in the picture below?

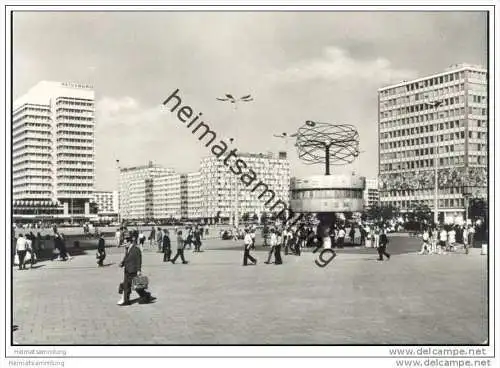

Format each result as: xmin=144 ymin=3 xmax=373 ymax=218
xmin=216 ymin=94 xmax=253 ymax=229
xmin=116 ymin=159 xmax=121 ymax=225
xmin=273 ymin=132 xmax=298 ymax=153
xmin=462 ymin=184 xmax=471 ymax=224
xmin=425 ymin=100 xmax=443 ymax=225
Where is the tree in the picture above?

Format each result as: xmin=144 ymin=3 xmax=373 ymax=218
xmin=409 ymin=203 xmax=432 ymax=224
xmin=261 ymin=211 xmax=269 ymax=225
xmin=89 ymin=202 xmax=99 ymax=215
xmin=366 ymin=204 xmax=399 ymax=223
xmin=242 ymin=212 xmax=250 ymax=223
xmin=469 ymin=198 xmax=487 ymax=221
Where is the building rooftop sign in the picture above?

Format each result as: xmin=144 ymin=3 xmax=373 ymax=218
xmin=61 ymin=82 xmax=93 ymax=89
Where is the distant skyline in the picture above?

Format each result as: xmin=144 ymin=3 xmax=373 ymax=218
xmin=13 ymin=11 xmax=488 ymax=191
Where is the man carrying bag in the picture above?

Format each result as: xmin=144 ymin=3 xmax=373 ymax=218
xmin=118 ymin=235 xmax=156 ymax=306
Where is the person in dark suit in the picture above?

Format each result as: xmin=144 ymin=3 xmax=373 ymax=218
xmin=97 ymin=234 xmax=106 ymax=267
xmin=377 ymin=228 xmax=391 ymax=261
xmin=118 ymin=237 xmax=155 ymax=306
xmin=162 ymin=229 xmax=171 ymax=262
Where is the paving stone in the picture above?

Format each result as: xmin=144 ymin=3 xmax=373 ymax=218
xmin=12 ymin=236 xmax=487 ymax=344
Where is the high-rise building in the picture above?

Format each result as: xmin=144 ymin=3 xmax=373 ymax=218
xmin=13 ymin=81 xmax=95 ymax=220
xmin=93 ymin=190 xmax=119 ymax=221
xmin=94 ymin=190 xmax=119 ymax=213
xmin=199 ymin=152 xmax=290 ymax=220
xmin=119 ymin=161 xmax=176 ymax=220
xmin=153 ymin=173 xmax=181 ymax=220
xmin=186 ymin=172 xmax=202 ymax=219
xmin=363 ymin=178 xmax=379 ymax=210
xmin=378 ymin=64 xmax=487 ymax=223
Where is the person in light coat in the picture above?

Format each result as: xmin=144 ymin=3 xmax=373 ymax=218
xmin=243 ymin=228 xmax=257 ymax=266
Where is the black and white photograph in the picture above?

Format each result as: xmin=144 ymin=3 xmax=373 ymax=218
xmin=3 ymin=2 xmax=498 ymax=367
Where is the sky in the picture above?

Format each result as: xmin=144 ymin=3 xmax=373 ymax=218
xmin=12 ymin=10 xmax=488 ymax=191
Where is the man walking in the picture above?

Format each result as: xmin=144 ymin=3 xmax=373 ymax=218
xmin=243 ymin=228 xmax=257 ymax=266
xmin=156 ymin=227 xmax=163 ymax=253
xmin=118 ymin=237 xmax=155 ymax=306
xmin=377 ymin=229 xmax=391 ymax=261
xmin=265 ymin=228 xmax=277 ymax=264
xmin=16 ymin=234 xmax=28 ymax=270
xmin=171 ymin=230 xmax=188 ymax=264
xmin=162 ymin=229 xmax=171 ymax=262
xmin=97 ymin=234 xmax=106 ymax=267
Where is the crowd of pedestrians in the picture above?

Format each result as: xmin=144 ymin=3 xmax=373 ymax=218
xmin=418 ymin=223 xmax=476 ymax=255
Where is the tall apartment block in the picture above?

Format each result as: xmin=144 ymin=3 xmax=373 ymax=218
xmin=180 ymin=172 xmax=201 ymax=219
xmin=13 ymin=81 xmax=95 ymax=220
xmin=199 ymin=152 xmax=290 ymax=220
xmin=363 ymin=178 xmax=379 ymax=210
xmin=153 ymin=173 xmax=181 ymax=220
xmin=378 ymin=64 xmax=487 ymax=223
xmin=93 ymin=190 xmax=119 ymax=221
xmin=119 ymin=161 xmax=176 ymax=220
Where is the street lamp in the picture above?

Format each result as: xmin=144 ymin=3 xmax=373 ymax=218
xmin=425 ymin=100 xmax=443 ymax=225
xmin=462 ymin=184 xmax=472 ymax=224
xmin=217 ymin=94 xmax=254 ymax=228
xmin=116 ymin=159 xmax=121 ymax=225
xmin=273 ymin=132 xmax=298 ymax=153
xmin=227 ymin=138 xmax=240 ymax=228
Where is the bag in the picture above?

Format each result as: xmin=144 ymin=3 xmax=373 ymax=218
xmin=118 ymin=282 xmax=124 ymax=294
xmin=14 ymin=253 xmax=19 ymax=266
xmin=132 ymin=275 xmax=149 ymax=290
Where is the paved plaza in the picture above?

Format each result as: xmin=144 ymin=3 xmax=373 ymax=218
xmin=12 ymin=235 xmax=488 ymax=345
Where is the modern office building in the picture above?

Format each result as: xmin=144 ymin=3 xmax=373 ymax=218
xmin=199 ymin=152 xmax=290 ymax=221
xmin=119 ymin=161 xmax=176 ymax=220
xmin=378 ymin=63 xmax=487 ymax=223
xmin=13 ymin=81 xmax=95 ymax=221
xmin=363 ymin=178 xmax=379 ymax=210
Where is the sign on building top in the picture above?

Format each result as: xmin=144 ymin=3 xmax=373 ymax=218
xmin=61 ymin=82 xmax=93 ymax=89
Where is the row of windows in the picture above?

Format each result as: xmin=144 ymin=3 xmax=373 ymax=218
xmin=380 ymin=155 xmax=486 ymax=172
xmin=56 ymin=107 xmax=94 ymax=114
xmin=381 ymin=84 xmax=465 ymax=106
xmin=56 ymin=98 xmax=93 ymax=106
xmin=57 ymin=176 xmax=94 ymax=180
xmin=13 ymin=105 xmax=50 ymax=116
xmin=383 ymin=186 xmax=476 ymax=197
xmin=382 ymin=198 xmax=466 ymax=209
xmin=381 ymin=130 xmax=486 ymax=147
xmin=57 ymin=145 xmax=93 ymax=150
xmin=380 ymin=70 xmax=485 ymax=97
xmin=381 ymin=118 xmax=487 ymax=131
xmin=291 ymin=189 xmax=363 ymax=200
xmin=381 ymin=143 xmax=486 ymax=160
xmin=13 ymin=122 xmax=51 ymax=132
xmin=382 ymin=106 xmax=488 ymax=121
xmin=381 ymin=96 xmax=463 ymax=117
xmin=56 ymin=153 xmax=93 ymax=158
xmin=57 ymin=161 xmax=93 ymax=165
xmin=13 ymin=190 xmax=52 ymax=195
xmin=57 ymin=138 xmax=94 ymax=143
xmin=57 ymin=131 xmax=93 ymax=137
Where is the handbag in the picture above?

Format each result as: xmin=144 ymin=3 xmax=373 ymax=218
xmin=132 ymin=275 xmax=149 ymax=290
